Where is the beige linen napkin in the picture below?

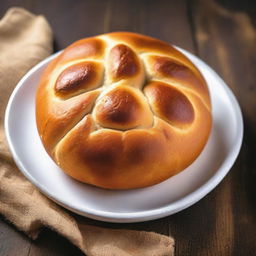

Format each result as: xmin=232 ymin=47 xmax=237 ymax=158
xmin=0 ymin=7 xmax=174 ymax=256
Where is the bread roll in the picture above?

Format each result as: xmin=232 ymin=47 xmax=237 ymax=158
xmin=36 ymin=32 xmax=212 ymax=189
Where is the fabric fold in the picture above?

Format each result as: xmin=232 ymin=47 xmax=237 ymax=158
xmin=0 ymin=7 xmax=174 ymax=256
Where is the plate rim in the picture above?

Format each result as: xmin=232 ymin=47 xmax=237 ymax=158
xmin=4 ymin=47 xmax=244 ymax=223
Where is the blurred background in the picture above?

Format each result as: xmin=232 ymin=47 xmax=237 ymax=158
xmin=0 ymin=0 xmax=255 ymax=255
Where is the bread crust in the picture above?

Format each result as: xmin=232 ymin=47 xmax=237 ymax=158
xmin=36 ymin=32 xmax=212 ymax=189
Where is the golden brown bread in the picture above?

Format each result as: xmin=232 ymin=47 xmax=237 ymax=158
xmin=36 ymin=32 xmax=212 ymax=189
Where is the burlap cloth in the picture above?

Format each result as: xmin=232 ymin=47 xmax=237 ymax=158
xmin=0 ymin=7 xmax=174 ymax=256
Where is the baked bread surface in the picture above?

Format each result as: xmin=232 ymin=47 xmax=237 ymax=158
xmin=36 ymin=32 xmax=212 ymax=189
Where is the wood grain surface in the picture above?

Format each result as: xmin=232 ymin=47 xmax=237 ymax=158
xmin=0 ymin=0 xmax=255 ymax=255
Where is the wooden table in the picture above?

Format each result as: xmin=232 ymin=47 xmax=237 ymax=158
xmin=1 ymin=0 xmax=255 ymax=255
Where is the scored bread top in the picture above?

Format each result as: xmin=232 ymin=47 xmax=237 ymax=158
xmin=36 ymin=32 xmax=212 ymax=189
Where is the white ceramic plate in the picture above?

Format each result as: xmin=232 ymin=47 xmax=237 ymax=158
xmin=5 ymin=47 xmax=243 ymax=223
